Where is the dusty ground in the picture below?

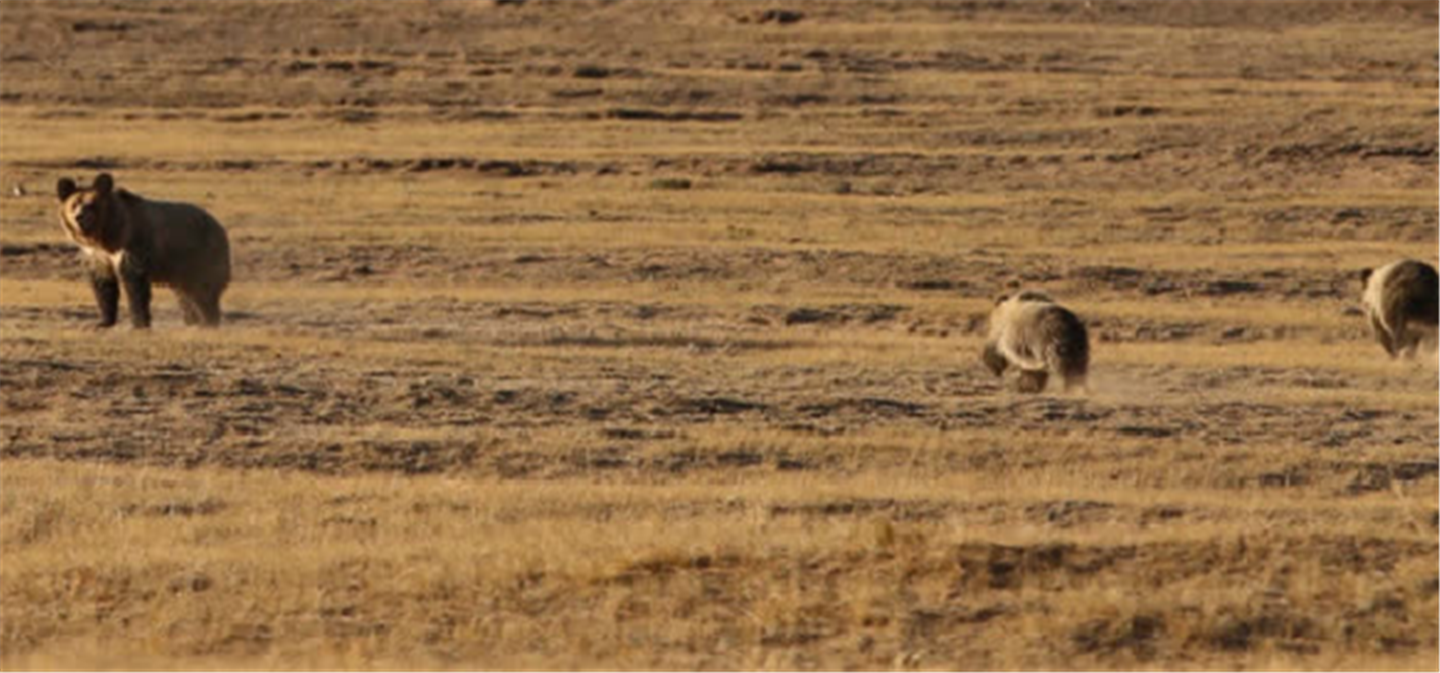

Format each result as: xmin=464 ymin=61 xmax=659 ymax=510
xmin=0 ymin=0 xmax=1437 ymax=669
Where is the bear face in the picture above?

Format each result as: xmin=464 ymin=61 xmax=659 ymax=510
xmin=57 ymin=173 xmax=123 ymax=250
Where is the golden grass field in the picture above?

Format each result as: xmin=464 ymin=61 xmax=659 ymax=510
xmin=1 ymin=0 xmax=1437 ymax=669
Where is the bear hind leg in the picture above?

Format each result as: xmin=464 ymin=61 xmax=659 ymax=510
xmin=194 ymin=288 xmax=223 ymax=327
xmin=1397 ymin=321 xmax=1436 ymax=360
xmin=178 ymin=292 xmax=203 ymax=326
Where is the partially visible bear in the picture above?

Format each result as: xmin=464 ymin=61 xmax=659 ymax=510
xmin=1360 ymin=259 xmax=1438 ymax=359
xmin=57 ymin=173 xmax=231 ymax=328
xmin=982 ymin=290 xmax=1089 ymax=393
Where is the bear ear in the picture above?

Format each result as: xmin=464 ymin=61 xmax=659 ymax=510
xmin=57 ymin=177 xmax=78 ymax=201
xmin=93 ymin=173 xmax=114 ymax=195
xmin=1358 ymin=267 xmax=1373 ymax=284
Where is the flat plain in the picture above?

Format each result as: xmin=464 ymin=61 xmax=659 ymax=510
xmin=0 ymin=1 xmax=1437 ymax=669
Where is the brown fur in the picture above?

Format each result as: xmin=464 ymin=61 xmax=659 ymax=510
xmin=1360 ymin=259 xmax=1438 ymax=359
xmin=982 ymin=291 xmax=1089 ymax=393
xmin=57 ymin=173 xmax=231 ymax=328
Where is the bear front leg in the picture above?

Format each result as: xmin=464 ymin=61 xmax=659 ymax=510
xmin=1392 ymin=322 xmax=1419 ymax=360
xmin=89 ymin=264 xmax=120 ymax=328
xmin=1369 ymin=314 xmax=1396 ymax=358
xmin=982 ymin=342 xmax=1008 ymax=377
xmin=118 ymin=255 xmax=152 ymax=329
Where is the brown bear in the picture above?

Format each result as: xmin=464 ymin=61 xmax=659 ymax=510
xmin=982 ymin=290 xmax=1089 ymax=393
xmin=1359 ymin=259 xmax=1438 ymax=359
xmin=57 ymin=173 xmax=231 ymax=328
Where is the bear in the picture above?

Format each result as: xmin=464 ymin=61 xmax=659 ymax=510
xmin=1359 ymin=259 xmax=1438 ymax=359
xmin=982 ymin=290 xmax=1089 ymax=393
xmin=57 ymin=173 xmax=231 ymax=329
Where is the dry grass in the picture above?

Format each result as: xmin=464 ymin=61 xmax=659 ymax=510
xmin=1 ymin=0 xmax=1437 ymax=670
xmin=3 ymin=460 xmax=1435 ymax=670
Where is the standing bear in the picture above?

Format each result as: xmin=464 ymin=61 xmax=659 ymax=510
xmin=1359 ymin=259 xmax=1438 ymax=359
xmin=57 ymin=173 xmax=231 ymax=328
xmin=982 ymin=290 xmax=1089 ymax=393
